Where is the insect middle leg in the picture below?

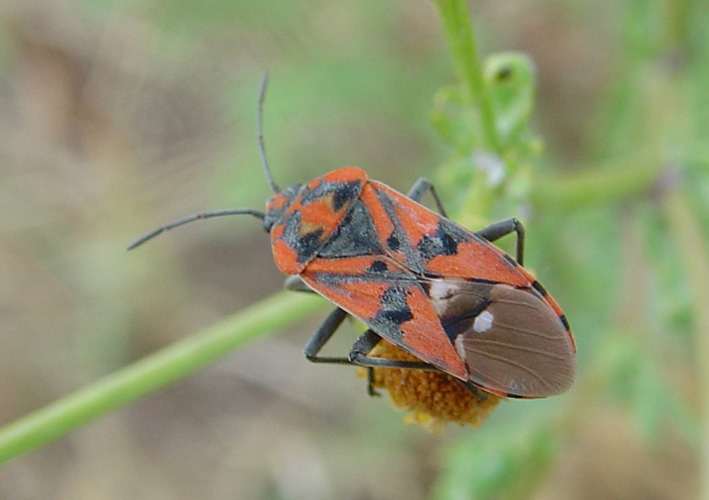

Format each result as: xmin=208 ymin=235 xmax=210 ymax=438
xmin=407 ymin=178 xmax=526 ymax=266
xmin=303 ymin=308 xmax=436 ymax=370
xmin=303 ymin=308 xmax=438 ymax=396
xmin=289 ymin=275 xmax=434 ymax=389
xmin=303 ymin=307 xmax=353 ymax=366
xmin=304 ymin=308 xmax=491 ymax=398
xmin=475 ymin=218 xmax=526 ymax=265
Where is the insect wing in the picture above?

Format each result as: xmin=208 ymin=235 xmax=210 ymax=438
xmin=300 ymin=255 xmax=468 ymax=379
xmin=428 ymin=278 xmax=576 ymax=398
xmin=362 ymin=181 xmax=530 ymax=286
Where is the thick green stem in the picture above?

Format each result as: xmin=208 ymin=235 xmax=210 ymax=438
xmin=0 ymin=291 xmax=326 ymax=463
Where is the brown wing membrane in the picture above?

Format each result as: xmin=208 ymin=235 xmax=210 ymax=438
xmin=427 ymin=279 xmax=576 ymax=398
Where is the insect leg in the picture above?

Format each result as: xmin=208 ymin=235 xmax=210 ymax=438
xmin=349 ymin=330 xmax=437 ymax=371
xmin=305 ymin=314 xmax=436 ymax=369
xmin=365 ymin=367 xmax=378 ymax=397
xmin=303 ymin=308 xmax=354 ymax=365
xmin=350 ymin=331 xmax=489 ymax=399
xmin=406 ymin=178 xmax=449 ymax=218
xmin=460 ymin=381 xmax=491 ymax=401
xmin=304 ymin=310 xmax=453 ymax=397
xmin=284 ymin=275 xmax=316 ymax=293
xmin=475 ymin=217 xmax=526 ymax=265
xmin=350 ymin=329 xmax=438 ymax=396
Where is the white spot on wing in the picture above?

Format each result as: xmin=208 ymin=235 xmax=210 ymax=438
xmin=429 ymin=280 xmax=457 ymax=300
xmin=473 ymin=310 xmax=494 ymax=333
xmin=429 ymin=280 xmax=462 ymax=315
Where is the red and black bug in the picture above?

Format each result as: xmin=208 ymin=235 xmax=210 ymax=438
xmin=129 ymin=76 xmax=576 ymax=399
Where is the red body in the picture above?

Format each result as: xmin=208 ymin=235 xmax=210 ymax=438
xmin=264 ymin=167 xmax=576 ymax=398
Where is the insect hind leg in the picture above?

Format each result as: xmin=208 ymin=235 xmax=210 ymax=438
xmin=460 ymin=381 xmax=491 ymax=401
xmin=350 ymin=330 xmax=489 ymax=400
xmin=349 ymin=329 xmax=437 ymax=396
xmin=407 ymin=178 xmax=449 ymax=218
xmin=349 ymin=330 xmax=437 ymax=371
xmin=475 ymin=217 xmax=526 ymax=265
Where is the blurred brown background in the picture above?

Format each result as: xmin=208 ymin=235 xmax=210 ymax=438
xmin=0 ymin=0 xmax=705 ymax=499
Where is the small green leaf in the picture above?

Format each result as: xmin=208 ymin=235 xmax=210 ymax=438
xmin=431 ymin=85 xmax=481 ymax=152
xmin=483 ymin=52 xmax=541 ymax=161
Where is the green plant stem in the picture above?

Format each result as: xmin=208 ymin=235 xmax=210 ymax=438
xmin=433 ymin=0 xmax=502 ymax=229
xmin=529 ymin=145 xmax=709 ymax=210
xmin=0 ymin=291 xmax=326 ymax=464
xmin=530 ymin=155 xmax=662 ymax=210
xmin=433 ymin=0 xmax=501 ymax=154
xmin=662 ymin=185 xmax=709 ymax=500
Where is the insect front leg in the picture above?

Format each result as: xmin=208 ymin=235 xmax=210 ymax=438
xmin=475 ymin=217 xmax=526 ymax=265
xmin=406 ymin=178 xmax=449 ymax=218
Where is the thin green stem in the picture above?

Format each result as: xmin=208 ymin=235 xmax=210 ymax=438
xmin=433 ymin=0 xmax=501 ymax=153
xmin=529 ymin=144 xmax=709 ymax=210
xmin=433 ymin=0 xmax=503 ymax=230
xmin=662 ymin=186 xmax=709 ymax=500
xmin=529 ymin=156 xmax=663 ymax=210
xmin=0 ymin=291 xmax=326 ymax=464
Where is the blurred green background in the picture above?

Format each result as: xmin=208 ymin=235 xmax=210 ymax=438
xmin=1 ymin=0 xmax=708 ymax=499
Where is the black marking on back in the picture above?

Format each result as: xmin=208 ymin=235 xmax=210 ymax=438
xmin=368 ymin=260 xmax=388 ymax=273
xmin=417 ymin=220 xmax=471 ymax=261
xmin=531 ymin=280 xmax=548 ymax=297
xmin=386 ymin=233 xmax=400 ymax=251
xmin=280 ymin=211 xmax=325 ymax=264
xmin=370 ymin=285 xmax=413 ymax=341
xmin=375 ymin=190 xmax=424 ymax=273
xmin=333 ymin=181 xmax=361 ymax=211
xmin=299 ymin=179 xmax=362 ymax=211
xmin=559 ymin=314 xmax=571 ymax=331
xmin=502 ymin=252 xmax=518 ymax=267
xmin=317 ymin=200 xmax=382 ymax=258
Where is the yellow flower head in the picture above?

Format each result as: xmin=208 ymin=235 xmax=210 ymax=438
xmin=358 ymin=340 xmax=501 ymax=434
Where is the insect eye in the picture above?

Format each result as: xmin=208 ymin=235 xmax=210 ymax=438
xmin=263 ymin=216 xmax=275 ymax=232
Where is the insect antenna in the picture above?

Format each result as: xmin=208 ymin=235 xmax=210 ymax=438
xmin=127 ymin=208 xmax=266 ymax=250
xmin=257 ymin=72 xmax=280 ymax=194
xmin=128 ymin=75 xmax=278 ymax=251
